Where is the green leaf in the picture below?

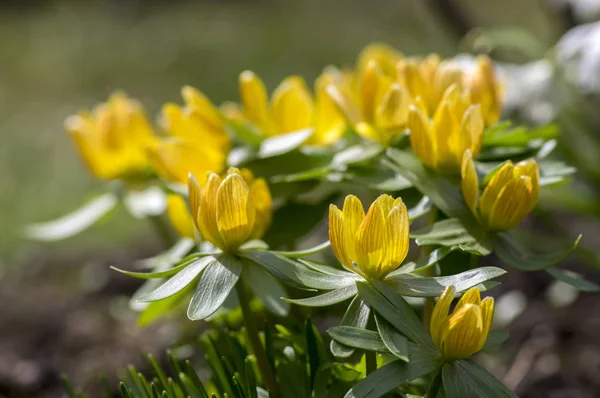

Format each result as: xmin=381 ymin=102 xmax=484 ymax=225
xmin=408 ymin=196 xmax=432 ymax=222
xmin=331 ymin=296 xmax=371 ymax=358
xmin=123 ymin=186 xmax=167 ymax=219
xmin=546 ymin=267 xmax=600 ymax=292
xmin=271 ymin=166 xmax=333 ymax=183
xmin=410 ymin=218 xmax=491 ymax=255
xmin=442 ymin=360 xmax=517 ymax=398
xmin=385 ymin=148 xmax=475 ymax=222
xmin=111 ymin=256 xmax=206 ymax=280
xmin=23 ymin=192 xmax=119 ymax=241
xmin=258 ymin=128 xmax=313 ymax=158
xmin=284 ymin=284 xmax=358 ymax=307
xmin=137 ymin=282 xmax=195 ymax=326
xmin=357 ymin=281 xmax=431 ymax=347
xmin=187 ymin=255 xmax=243 ymax=320
xmin=242 ymin=259 xmax=290 ymax=316
xmin=332 ymin=144 xmax=383 ymax=166
xmin=344 ymin=168 xmax=413 ymax=191
xmin=383 ymin=267 xmax=507 ymax=297
xmin=241 ymin=250 xmax=356 ymax=290
xmin=482 ymin=330 xmax=509 ymax=352
xmin=226 ymin=120 xmax=263 ymax=148
xmin=345 ymin=351 xmax=438 ymax=398
xmin=273 ymin=241 xmax=331 ymax=258
xmin=483 ymin=123 xmax=557 ymax=147
xmin=139 ymin=256 xmax=213 ymax=302
xmin=240 ymin=239 xmax=270 ymax=250
xmin=327 ymin=326 xmax=388 ymax=352
xmin=299 ymin=259 xmax=357 ymax=278
xmin=390 ymin=247 xmax=455 ymax=275
xmin=493 ymin=232 xmax=581 ymax=271
xmin=374 ymin=314 xmax=409 ymax=362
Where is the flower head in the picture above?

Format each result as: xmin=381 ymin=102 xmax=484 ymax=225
xmin=430 ymin=286 xmax=494 ymax=361
xmin=166 ymin=194 xmax=195 ymax=239
xmin=408 ymin=85 xmax=484 ymax=173
xmin=66 ymin=91 xmax=158 ymax=180
xmin=148 ymin=86 xmax=230 ymax=184
xmin=225 ymin=70 xmax=346 ymax=147
xmin=461 ymin=150 xmax=540 ymax=231
xmin=329 ymin=194 xmax=409 ymax=280
xmin=188 ymin=168 xmax=272 ymax=252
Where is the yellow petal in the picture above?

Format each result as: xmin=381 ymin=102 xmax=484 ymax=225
xmin=341 ymin=195 xmax=365 ymax=263
xmin=382 ymin=201 xmax=409 ymax=274
xmin=440 ymin=304 xmax=484 ymax=360
xmin=216 ymin=174 xmax=256 ymax=251
xmin=329 ymin=204 xmax=353 ymax=270
xmin=515 ymin=159 xmax=540 ymax=209
xmin=433 ymin=100 xmax=460 ymax=171
xmin=398 ymin=60 xmax=429 ymax=108
xmin=487 ymin=176 xmax=534 ymax=231
xmin=455 ymin=287 xmax=482 ymax=309
xmin=430 ymin=286 xmax=457 ymax=351
xmin=240 ymin=70 xmax=272 ymax=135
xmin=357 ymin=43 xmax=403 ymax=77
xmin=408 ymin=105 xmax=437 ymax=169
xmin=270 ymin=76 xmax=314 ymax=135
xmin=434 ymin=61 xmax=464 ymax=106
xmin=479 ymin=162 xmax=515 ymax=222
xmin=360 ymin=60 xmax=383 ymax=122
xmin=461 ymin=105 xmax=484 ymax=158
xmin=325 ymin=83 xmax=362 ymax=126
xmin=167 ymin=194 xmax=195 ymax=239
xmin=375 ymin=84 xmax=412 ymax=131
xmin=248 ymin=177 xmax=272 ymax=240
xmin=188 ymin=173 xmax=202 ymax=232
xmin=181 ymin=85 xmax=223 ymax=130
xmin=355 ymin=122 xmax=381 ymax=144
xmin=477 ymin=297 xmax=495 ymax=350
xmin=354 ymin=197 xmax=388 ymax=278
xmin=312 ymin=72 xmax=347 ymax=146
xmin=460 ymin=150 xmax=480 ymax=220
xmin=199 ymin=173 xmax=224 ymax=248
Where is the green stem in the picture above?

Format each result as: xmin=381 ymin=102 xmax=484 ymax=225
xmin=426 ymin=366 xmax=443 ymax=398
xmin=149 ymin=215 xmax=176 ymax=248
xmin=235 ymin=282 xmax=280 ymax=397
xmin=365 ymin=350 xmax=377 ymax=375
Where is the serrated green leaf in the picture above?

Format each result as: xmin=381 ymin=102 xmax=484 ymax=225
xmin=139 ymin=256 xmax=214 ymax=302
xmin=442 ymin=360 xmax=517 ymax=398
xmin=242 ymin=250 xmax=356 ymax=290
xmin=258 ymin=128 xmax=313 ymax=158
xmin=284 ymin=284 xmax=358 ymax=307
xmin=482 ymin=330 xmax=510 ymax=352
xmin=187 ymin=255 xmax=242 ymax=320
xmin=327 ymin=326 xmax=388 ymax=352
xmin=23 ymin=192 xmax=119 ymax=241
xmin=383 ymin=267 xmax=506 ymax=297
xmin=242 ymin=258 xmax=290 ymax=316
xmin=331 ymin=296 xmax=371 ymax=358
xmin=546 ymin=267 xmax=600 ymax=292
xmin=374 ymin=314 xmax=409 ymax=362
xmin=493 ymin=232 xmax=581 ymax=271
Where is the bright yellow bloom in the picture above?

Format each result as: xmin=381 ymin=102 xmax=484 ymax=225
xmin=188 ymin=168 xmax=272 ymax=252
xmin=66 ymin=91 xmax=158 ymax=180
xmin=431 ymin=286 xmax=494 ymax=361
xmin=148 ymin=86 xmax=230 ymax=184
xmin=166 ymin=194 xmax=195 ymax=239
xmin=463 ymin=55 xmax=503 ymax=126
xmin=329 ymin=194 xmax=409 ymax=280
xmin=408 ymin=85 xmax=484 ymax=173
xmin=327 ymin=60 xmax=414 ymax=147
xmin=357 ymin=43 xmax=404 ymax=78
xmin=461 ymin=150 xmax=540 ymax=231
xmin=227 ymin=70 xmax=346 ymax=147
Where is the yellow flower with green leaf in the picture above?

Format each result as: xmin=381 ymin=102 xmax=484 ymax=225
xmin=408 ymin=84 xmax=484 ymax=173
xmin=188 ymin=168 xmax=272 ymax=252
xmin=223 ymin=70 xmax=346 ymax=147
xmin=149 ymin=86 xmax=231 ymax=185
xmin=166 ymin=194 xmax=195 ymax=239
xmin=327 ymin=59 xmax=414 ymax=147
xmin=431 ymin=286 xmax=494 ymax=361
xmin=66 ymin=91 xmax=158 ymax=181
xmin=329 ymin=194 xmax=409 ymax=280
xmin=461 ymin=150 xmax=540 ymax=231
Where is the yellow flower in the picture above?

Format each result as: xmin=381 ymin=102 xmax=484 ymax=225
xmin=329 ymin=194 xmax=409 ymax=280
xmin=430 ymin=286 xmax=494 ymax=361
xmin=166 ymin=194 xmax=195 ymax=239
xmin=188 ymin=168 xmax=272 ymax=252
xmin=327 ymin=60 xmax=414 ymax=147
xmin=66 ymin=91 xmax=158 ymax=180
xmin=227 ymin=70 xmax=346 ymax=147
xmin=463 ymin=55 xmax=503 ymax=126
xmin=461 ymin=150 xmax=540 ymax=231
xmin=408 ymin=85 xmax=484 ymax=173
xmin=148 ymin=86 xmax=230 ymax=184
xmin=357 ymin=43 xmax=404 ymax=78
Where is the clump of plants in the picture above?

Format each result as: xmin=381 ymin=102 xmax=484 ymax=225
xmin=30 ymin=43 xmax=594 ymax=397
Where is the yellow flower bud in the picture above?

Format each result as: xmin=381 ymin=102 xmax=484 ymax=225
xmin=463 ymin=55 xmax=503 ymax=126
xmin=234 ymin=71 xmax=347 ymax=147
xmin=66 ymin=91 xmax=158 ymax=180
xmin=408 ymin=85 xmax=483 ymax=173
xmin=329 ymin=194 xmax=409 ymax=280
xmin=430 ymin=286 xmax=494 ymax=360
xmin=188 ymin=168 xmax=272 ymax=252
xmin=461 ymin=150 xmax=540 ymax=231
xmin=166 ymin=194 xmax=195 ymax=239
